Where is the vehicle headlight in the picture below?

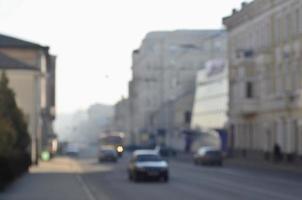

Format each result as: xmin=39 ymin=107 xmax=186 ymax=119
xmin=117 ymin=146 xmax=124 ymax=153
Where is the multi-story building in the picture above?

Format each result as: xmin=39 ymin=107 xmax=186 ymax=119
xmin=0 ymin=33 xmax=56 ymax=163
xmin=191 ymin=59 xmax=228 ymax=152
xmin=191 ymin=59 xmax=228 ymax=131
xmin=113 ymin=97 xmax=130 ymax=142
xmin=188 ymin=31 xmax=228 ymax=152
xmin=129 ymin=30 xmax=223 ymax=146
xmin=190 ymin=32 xmax=227 ymax=128
xmin=223 ymin=0 xmax=302 ymax=160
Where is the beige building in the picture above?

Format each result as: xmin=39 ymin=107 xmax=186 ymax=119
xmin=223 ymin=0 xmax=302 ymax=160
xmin=129 ymin=30 xmax=223 ymax=145
xmin=0 ymin=34 xmax=56 ymax=163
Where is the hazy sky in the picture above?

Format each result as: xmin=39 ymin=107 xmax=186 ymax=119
xmin=0 ymin=0 xmax=246 ymax=113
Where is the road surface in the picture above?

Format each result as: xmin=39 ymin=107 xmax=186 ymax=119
xmin=1 ymin=150 xmax=302 ymax=200
xmin=79 ymin=150 xmax=302 ymax=200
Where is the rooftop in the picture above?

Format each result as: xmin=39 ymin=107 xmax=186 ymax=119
xmin=0 ymin=52 xmax=37 ymax=71
xmin=0 ymin=33 xmax=48 ymax=49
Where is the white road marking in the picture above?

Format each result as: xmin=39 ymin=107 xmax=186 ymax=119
xmin=76 ymin=174 xmax=97 ymax=200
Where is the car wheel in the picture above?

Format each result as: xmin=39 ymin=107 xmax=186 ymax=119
xmin=163 ymin=174 xmax=169 ymax=183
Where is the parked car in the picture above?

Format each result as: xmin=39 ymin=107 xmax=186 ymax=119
xmin=63 ymin=144 xmax=80 ymax=157
xmin=193 ymin=146 xmax=223 ymax=166
xmin=128 ymin=150 xmax=169 ymax=182
xmin=98 ymin=146 xmax=118 ymax=162
xmin=155 ymin=145 xmax=177 ymax=157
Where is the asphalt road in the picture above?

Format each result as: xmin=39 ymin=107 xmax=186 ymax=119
xmin=77 ymin=152 xmax=302 ymax=200
xmin=1 ymin=148 xmax=302 ymax=200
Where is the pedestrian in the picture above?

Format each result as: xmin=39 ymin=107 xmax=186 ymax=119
xmin=184 ymin=130 xmax=193 ymax=153
xmin=273 ymin=143 xmax=282 ymax=162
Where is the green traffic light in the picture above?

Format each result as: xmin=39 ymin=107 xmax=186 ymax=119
xmin=41 ymin=151 xmax=50 ymax=161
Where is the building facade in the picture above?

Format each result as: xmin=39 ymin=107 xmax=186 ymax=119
xmin=190 ymin=59 xmax=228 ymax=152
xmin=191 ymin=59 xmax=228 ymax=131
xmin=223 ymin=0 xmax=302 ymax=160
xmin=113 ymin=97 xmax=131 ymax=143
xmin=128 ymin=30 xmax=224 ymax=147
xmin=0 ymin=33 xmax=56 ymax=163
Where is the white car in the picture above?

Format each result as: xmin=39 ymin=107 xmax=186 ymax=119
xmin=98 ymin=146 xmax=118 ymax=162
xmin=64 ymin=144 xmax=80 ymax=157
xmin=128 ymin=150 xmax=169 ymax=182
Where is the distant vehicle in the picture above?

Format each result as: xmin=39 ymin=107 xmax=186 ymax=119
xmin=98 ymin=146 xmax=118 ymax=162
xmin=125 ymin=144 xmax=155 ymax=152
xmin=125 ymin=144 xmax=140 ymax=152
xmin=128 ymin=150 xmax=169 ymax=182
xmin=193 ymin=146 xmax=223 ymax=166
xmin=63 ymin=144 xmax=80 ymax=157
xmin=155 ymin=145 xmax=177 ymax=157
xmin=99 ymin=133 xmax=124 ymax=156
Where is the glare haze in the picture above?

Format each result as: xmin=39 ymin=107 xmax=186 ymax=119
xmin=0 ymin=0 xmax=246 ymax=113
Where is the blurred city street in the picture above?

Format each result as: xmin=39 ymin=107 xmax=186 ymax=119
xmin=1 ymin=1 xmax=302 ymax=199
xmin=1 ymin=148 xmax=302 ymax=200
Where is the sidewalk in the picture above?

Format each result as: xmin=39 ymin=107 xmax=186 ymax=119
xmin=225 ymin=157 xmax=302 ymax=173
xmin=0 ymin=157 xmax=91 ymax=200
xmin=172 ymin=152 xmax=302 ymax=173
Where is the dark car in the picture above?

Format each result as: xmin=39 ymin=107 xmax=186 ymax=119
xmin=128 ymin=150 xmax=169 ymax=182
xmin=155 ymin=145 xmax=177 ymax=157
xmin=125 ymin=144 xmax=145 ymax=152
xmin=98 ymin=146 xmax=118 ymax=162
xmin=193 ymin=146 xmax=223 ymax=166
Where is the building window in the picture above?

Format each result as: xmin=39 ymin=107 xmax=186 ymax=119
xmin=286 ymin=13 xmax=292 ymax=40
xmin=246 ymin=81 xmax=254 ymax=98
xmin=295 ymin=9 xmax=300 ymax=36
xmin=184 ymin=111 xmax=192 ymax=124
xmin=300 ymin=5 xmax=302 ymax=33
xmin=275 ymin=17 xmax=280 ymax=43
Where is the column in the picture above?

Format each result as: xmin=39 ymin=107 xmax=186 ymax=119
xmin=276 ymin=118 xmax=285 ymax=151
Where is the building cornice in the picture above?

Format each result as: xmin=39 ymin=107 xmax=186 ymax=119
xmin=223 ymin=0 xmax=288 ymax=30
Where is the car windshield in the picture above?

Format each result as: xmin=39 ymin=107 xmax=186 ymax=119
xmin=102 ymin=149 xmax=115 ymax=154
xmin=136 ymin=154 xmax=163 ymax=162
xmin=206 ymin=151 xmax=221 ymax=157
